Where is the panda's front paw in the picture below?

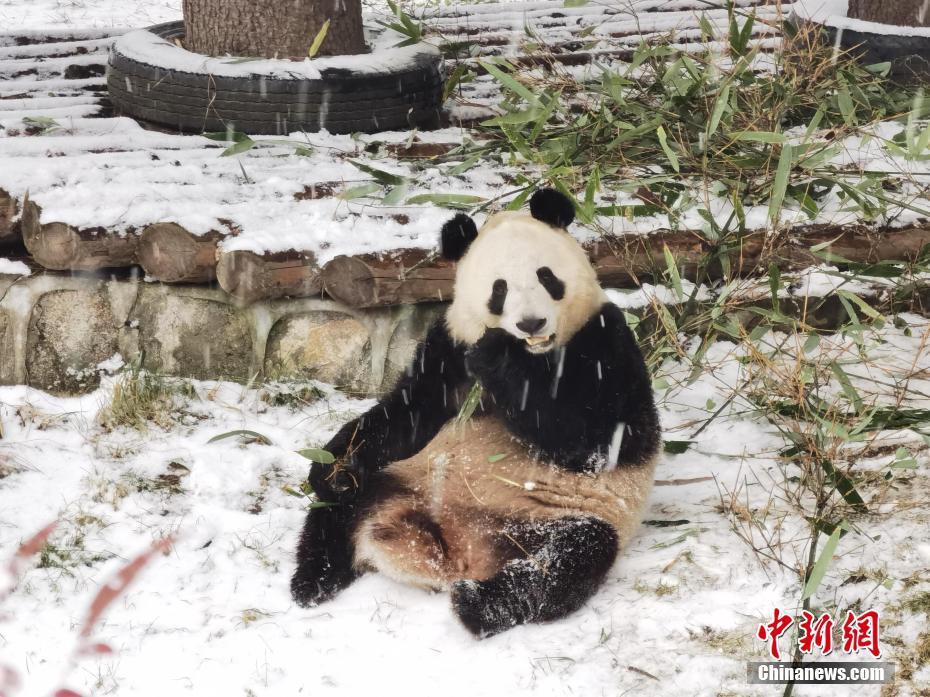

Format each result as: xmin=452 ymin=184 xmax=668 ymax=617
xmin=308 ymin=458 xmax=360 ymax=503
xmin=291 ymin=505 xmax=357 ymax=607
xmin=290 ymin=553 xmax=356 ymax=607
xmin=451 ymin=579 xmax=520 ymax=638
xmin=465 ymin=328 xmax=517 ymax=379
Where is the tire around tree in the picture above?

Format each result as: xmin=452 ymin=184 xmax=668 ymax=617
xmin=107 ymin=21 xmax=445 ymax=135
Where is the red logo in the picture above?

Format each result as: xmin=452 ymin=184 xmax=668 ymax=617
xmin=757 ymin=609 xmax=881 ymax=660
xmin=798 ymin=611 xmax=834 ymax=655
xmin=756 ymin=608 xmax=793 ymax=660
xmin=841 ymin=610 xmax=881 ymax=658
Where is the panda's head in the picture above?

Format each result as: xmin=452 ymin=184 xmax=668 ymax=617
xmin=441 ymin=189 xmax=606 ymax=354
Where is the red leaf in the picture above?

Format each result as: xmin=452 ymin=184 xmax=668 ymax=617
xmin=76 ymin=642 xmax=113 ymax=656
xmin=0 ymin=664 xmax=22 ymax=697
xmin=12 ymin=522 xmax=58 ymax=563
xmin=77 ymin=536 xmax=174 ymax=640
xmin=53 ymin=690 xmax=84 ymax=697
xmin=1 ymin=522 xmax=58 ymax=601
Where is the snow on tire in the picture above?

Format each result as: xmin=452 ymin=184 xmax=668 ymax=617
xmin=106 ymin=21 xmax=445 ymax=135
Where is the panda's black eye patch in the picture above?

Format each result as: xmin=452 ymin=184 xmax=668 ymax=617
xmin=488 ymin=279 xmax=507 ymax=315
xmin=537 ymin=267 xmax=565 ymax=300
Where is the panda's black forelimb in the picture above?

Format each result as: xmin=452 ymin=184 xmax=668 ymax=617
xmin=308 ymin=320 xmax=472 ymax=503
xmin=291 ymin=502 xmax=359 ymax=607
xmin=465 ymin=301 xmax=660 ymax=471
xmin=451 ymin=516 xmax=618 ymax=638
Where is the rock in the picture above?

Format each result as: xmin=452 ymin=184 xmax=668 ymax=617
xmin=131 ymin=286 xmax=255 ymax=381
xmin=0 ymin=308 xmax=13 ymax=385
xmin=264 ymin=311 xmax=371 ymax=389
xmin=381 ymin=303 xmax=444 ymax=392
xmin=26 ymin=287 xmax=118 ymax=394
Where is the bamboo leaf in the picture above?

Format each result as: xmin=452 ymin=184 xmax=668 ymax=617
xmin=802 ymin=524 xmax=842 ymax=600
xmin=803 ymin=333 xmax=820 ymax=354
xmin=307 ymin=19 xmax=330 ymax=58
xmin=457 ymin=382 xmax=484 ymax=424
xmin=382 ymin=183 xmax=409 ymax=205
xmin=836 ymin=290 xmax=885 ymax=328
xmin=297 ymin=448 xmax=335 ymax=464
xmin=830 ymin=361 xmax=863 ymax=412
xmin=821 ymin=460 xmax=867 ymax=509
xmin=221 ymin=137 xmax=256 ymax=157
xmin=349 ymin=160 xmax=407 ymax=186
xmin=768 ymin=143 xmax=793 ymax=223
xmin=733 ymin=131 xmax=786 ymax=144
xmin=406 ymin=193 xmax=485 ymax=209
xmin=208 ymin=429 xmax=273 ymax=445
xmin=479 ymin=60 xmax=539 ymax=105
xmin=340 ymin=183 xmax=381 ymax=200
xmin=663 ymin=244 xmax=684 ymax=301
xmin=708 ymin=83 xmax=731 ymax=136
xmin=663 ymin=440 xmax=694 ymax=454
xmin=656 ymin=125 xmax=680 ymax=173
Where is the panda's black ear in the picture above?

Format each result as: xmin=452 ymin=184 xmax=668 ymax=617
xmin=440 ymin=213 xmax=479 ymax=261
xmin=529 ymin=188 xmax=575 ymax=228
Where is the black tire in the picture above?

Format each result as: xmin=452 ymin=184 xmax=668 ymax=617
xmin=106 ymin=21 xmax=445 ymax=135
xmin=791 ymin=12 xmax=930 ymax=83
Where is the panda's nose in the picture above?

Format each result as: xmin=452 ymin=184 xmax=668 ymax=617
xmin=517 ymin=317 xmax=547 ymax=335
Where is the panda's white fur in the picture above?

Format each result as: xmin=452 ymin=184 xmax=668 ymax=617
xmin=446 ymin=210 xmax=605 ymax=349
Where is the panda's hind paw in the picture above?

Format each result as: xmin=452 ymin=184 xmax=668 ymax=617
xmin=451 ymin=579 xmax=517 ymax=639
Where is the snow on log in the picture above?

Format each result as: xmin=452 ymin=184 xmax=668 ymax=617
xmin=216 ymin=249 xmax=323 ymax=305
xmin=138 ymin=223 xmax=222 ymax=283
xmin=321 ymin=250 xmax=454 ymax=308
xmin=322 ymin=224 xmax=930 ymax=308
xmin=0 ymin=189 xmax=18 ymax=246
xmin=21 ymin=195 xmax=138 ymax=271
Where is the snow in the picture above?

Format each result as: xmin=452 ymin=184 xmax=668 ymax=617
xmin=2 ymin=2 xmax=930 ymax=689
xmin=0 ymin=313 xmax=928 ymax=697
xmin=114 ymin=25 xmax=440 ymax=81
xmin=0 ymin=258 xmax=30 ymax=276
xmin=0 ymin=0 xmax=180 ymax=32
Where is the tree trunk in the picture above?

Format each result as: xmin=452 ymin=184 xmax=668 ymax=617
xmin=848 ymin=0 xmax=930 ymax=26
xmin=183 ymin=0 xmax=365 ymax=58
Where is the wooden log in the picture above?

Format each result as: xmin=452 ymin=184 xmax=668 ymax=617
xmin=322 ymin=250 xmax=454 ymax=308
xmin=216 ymin=249 xmax=323 ymax=304
xmin=0 ymin=189 xmax=19 ymax=246
xmin=321 ymin=224 xmax=930 ymax=308
xmin=138 ymin=223 xmax=222 ymax=283
xmin=21 ymin=194 xmax=138 ymax=271
xmin=593 ymin=223 xmax=930 ymax=286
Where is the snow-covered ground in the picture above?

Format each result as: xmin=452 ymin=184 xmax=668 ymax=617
xmin=0 ymin=0 xmax=181 ymax=32
xmin=1 ymin=312 xmax=929 ymax=697
xmin=2 ymin=2 xmax=930 ymax=695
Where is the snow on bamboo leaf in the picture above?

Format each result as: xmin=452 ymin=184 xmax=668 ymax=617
xmin=76 ymin=536 xmax=175 ymax=641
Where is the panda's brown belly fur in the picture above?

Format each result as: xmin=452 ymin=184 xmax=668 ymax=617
xmin=352 ymin=416 xmax=656 ymax=590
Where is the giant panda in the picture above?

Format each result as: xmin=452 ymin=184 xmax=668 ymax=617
xmin=290 ymin=188 xmax=661 ymax=637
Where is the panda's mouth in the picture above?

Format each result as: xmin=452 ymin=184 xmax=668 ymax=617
xmin=524 ymin=334 xmax=555 ymax=353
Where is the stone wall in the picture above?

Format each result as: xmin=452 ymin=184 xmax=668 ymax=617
xmin=0 ymin=271 xmax=443 ymax=395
